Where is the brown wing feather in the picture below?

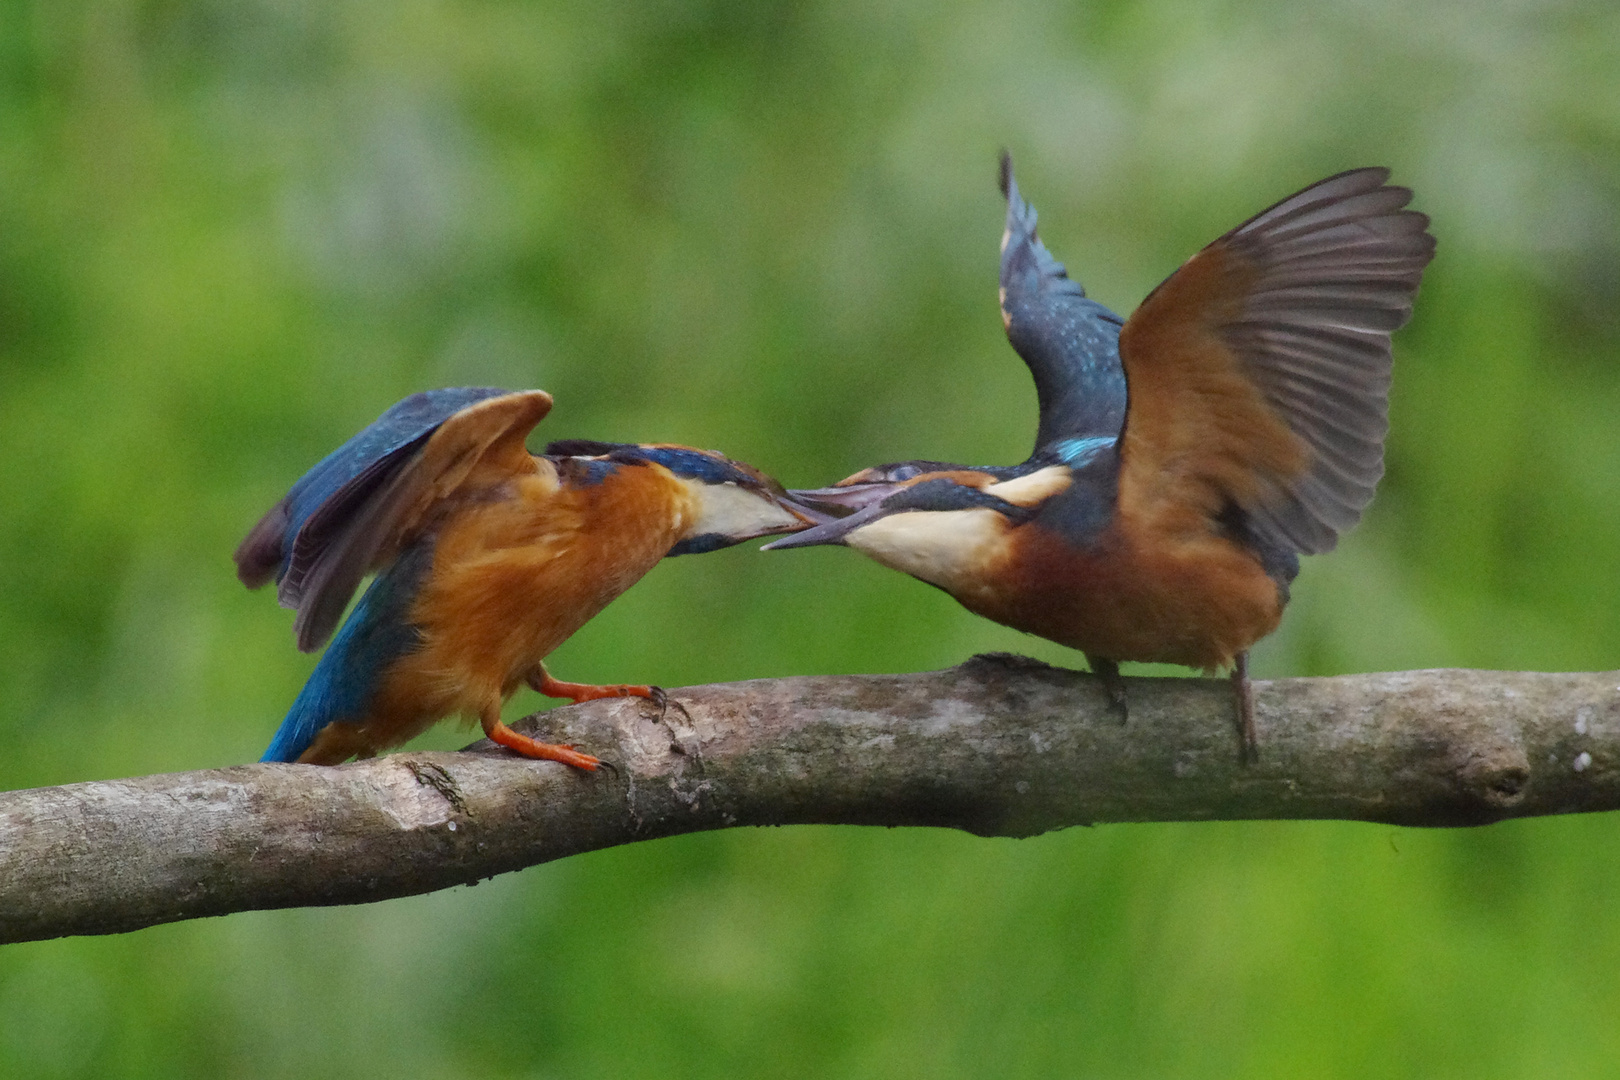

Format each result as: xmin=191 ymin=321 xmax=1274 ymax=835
xmin=1117 ymin=168 xmax=1435 ymax=554
xmin=290 ymin=391 xmax=552 ymax=651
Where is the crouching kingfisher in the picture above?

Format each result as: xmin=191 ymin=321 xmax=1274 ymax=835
xmin=237 ymin=387 xmax=812 ymax=770
xmin=768 ymin=154 xmax=1436 ymax=757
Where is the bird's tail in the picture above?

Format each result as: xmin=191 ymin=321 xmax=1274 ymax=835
xmin=260 ymin=543 xmax=433 ymax=763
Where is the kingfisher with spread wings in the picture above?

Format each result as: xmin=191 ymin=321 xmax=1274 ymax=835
xmin=237 ymin=388 xmax=812 ymax=770
xmin=768 ymin=155 xmax=1435 ymax=757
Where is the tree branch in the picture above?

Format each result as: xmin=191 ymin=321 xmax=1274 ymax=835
xmin=4 ymin=656 xmax=1617 ymax=944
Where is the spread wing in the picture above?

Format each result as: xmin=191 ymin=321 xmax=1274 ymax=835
xmin=998 ymin=152 xmax=1128 ymax=454
xmin=1117 ymin=168 xmax=1435 ymax=554
xmin=234 ymin=387 xmax=552 ymax=651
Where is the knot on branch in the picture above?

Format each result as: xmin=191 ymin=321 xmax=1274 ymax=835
xmin=1455 ymin=747 xmax=1530 ymax=811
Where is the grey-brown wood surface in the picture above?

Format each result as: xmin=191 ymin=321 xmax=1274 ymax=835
xmin=3 ymin=655 xmax=1618 ymax=945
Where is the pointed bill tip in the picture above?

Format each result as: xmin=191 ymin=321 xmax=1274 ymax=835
xmin=759 ymin=531 xmax=824 ymax=552
xmin=998 ymin=148 xmax=1014 ymax=199
xmin=760 ymin=520 xmax=849 ymax=551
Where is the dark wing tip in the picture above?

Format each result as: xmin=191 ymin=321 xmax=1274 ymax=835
xmin=293 ymin=594 xmax=344 ymax=653
xmin=1218 ymin=168 xmax=1434 ymax=554
xmin=544 ymin=438 xmax=628 ymax=458
xmin=234 ymin=500 xmax=291 ymax=589
xmin=1324 ymin=165 xmax=1391 ymax=189
xmin=998 ymin=149 xmax=1013 ymax=199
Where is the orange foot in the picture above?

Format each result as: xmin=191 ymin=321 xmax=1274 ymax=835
xmin=527 ymin=665 xmax=663 ymax=708
xmin=484 ymin=718 xmax=604 ymax=772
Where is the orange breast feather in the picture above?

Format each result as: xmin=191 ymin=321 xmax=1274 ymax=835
xmin=974 ymin=515 xmax=1285 ymax=671
xmin=360 ymin=462 xmax=694 ymax=748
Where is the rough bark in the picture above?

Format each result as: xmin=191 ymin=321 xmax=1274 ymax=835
xmin=3 ymin=656 xmax=1617 ymax=945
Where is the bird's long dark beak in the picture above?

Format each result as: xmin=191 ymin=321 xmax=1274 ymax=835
xmin=774 ymin=493 xmax=843 ymax=527
xmin=761 ymin=499 xmax=894 ymax=550
xmin=784 ymin=482 xmax=910 ymax=513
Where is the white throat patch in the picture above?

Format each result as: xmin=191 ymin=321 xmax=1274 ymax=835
xmin=687 ymin=480 xmax=802 ymax=540
xmin=844 ymin=509 xmax=1010 ymax=599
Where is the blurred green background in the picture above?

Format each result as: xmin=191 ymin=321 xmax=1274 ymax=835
xmin=4 ymin=1 xmax=1620 ymax=1076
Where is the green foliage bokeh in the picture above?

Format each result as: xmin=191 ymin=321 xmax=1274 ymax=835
xmin=3 ymin=2 xmax=1620 ymax=1077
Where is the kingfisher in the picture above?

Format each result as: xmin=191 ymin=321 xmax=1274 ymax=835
xmin=236 ymin=387 xmax=812 ymax=770
xmin=768 ymin=154 xmax=1435 ymax=757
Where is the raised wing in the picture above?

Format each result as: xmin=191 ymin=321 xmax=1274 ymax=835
xmin=998 ymin=152 xmax=1127 ymax=457
xmin=1117 ymin=168 xmax=1435 ymax=554
xmin=234 ymin=387 xmax=552 ymax=651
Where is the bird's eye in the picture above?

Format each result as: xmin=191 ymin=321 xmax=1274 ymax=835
xmin=891 ymin=465 xmax=922 ymax=480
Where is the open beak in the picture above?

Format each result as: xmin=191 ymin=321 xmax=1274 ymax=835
xmin=728 ymin=496 xmax=825 ymax=542
xmin=761 ymin=498 xmax=895 ymax=550
xmin=763 ymin=482 xmax=911 ymax=549
xmin=719 ymin=490 xmax=842 ymax=544
xmin=784 ymin=482 xmax=910 ymax=514
xmin=775 ymin=493 xmax=843 ymax=527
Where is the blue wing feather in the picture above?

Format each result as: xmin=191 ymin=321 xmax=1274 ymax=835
xmin=281 ymin=390 xmax=504 ymax=560
xmin=235 ymin=387 xmax=509 ymax=591
xmin=261 ymin=540 xmax=435 ymax=763
xmin=998 ymin=153 xmax=1128 ymax=456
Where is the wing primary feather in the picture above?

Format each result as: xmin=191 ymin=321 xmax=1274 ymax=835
xmin=277 ymin=432 xmax=435 ymax=611
xmin=290 ymin=390 xmax=551 ymax=651
xmin=1118 ymin=169 xmax=1435 ymax=556
xmin=237 ymin=387 xmax=552 ymax=652
xmin=289 ymin=440 xmax=436 ymax=651
xmin=234 ymin=387 xmax=512 ymax=598
xmin=235 ymin=500 xmax=292 ymax=588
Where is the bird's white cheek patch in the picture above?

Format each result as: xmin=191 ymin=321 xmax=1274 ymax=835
xmin=846 ymin=510 xmax=1009 ymax=596
xmin=691 ymin=481 xmax=802 ymax=538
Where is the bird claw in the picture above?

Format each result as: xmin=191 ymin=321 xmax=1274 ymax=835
xmin=637 ymin=686 xmax=692 ymax=727
xmin=1104 ymin=682 xmax=1129 ymax=724
xmin=554 ymin=742 xmax=620 ymax=778
xmin=1232 ymin=653 xmax=1258 ymax=764
xmin=1086 ymin=654 xmax=1129 ymax=724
